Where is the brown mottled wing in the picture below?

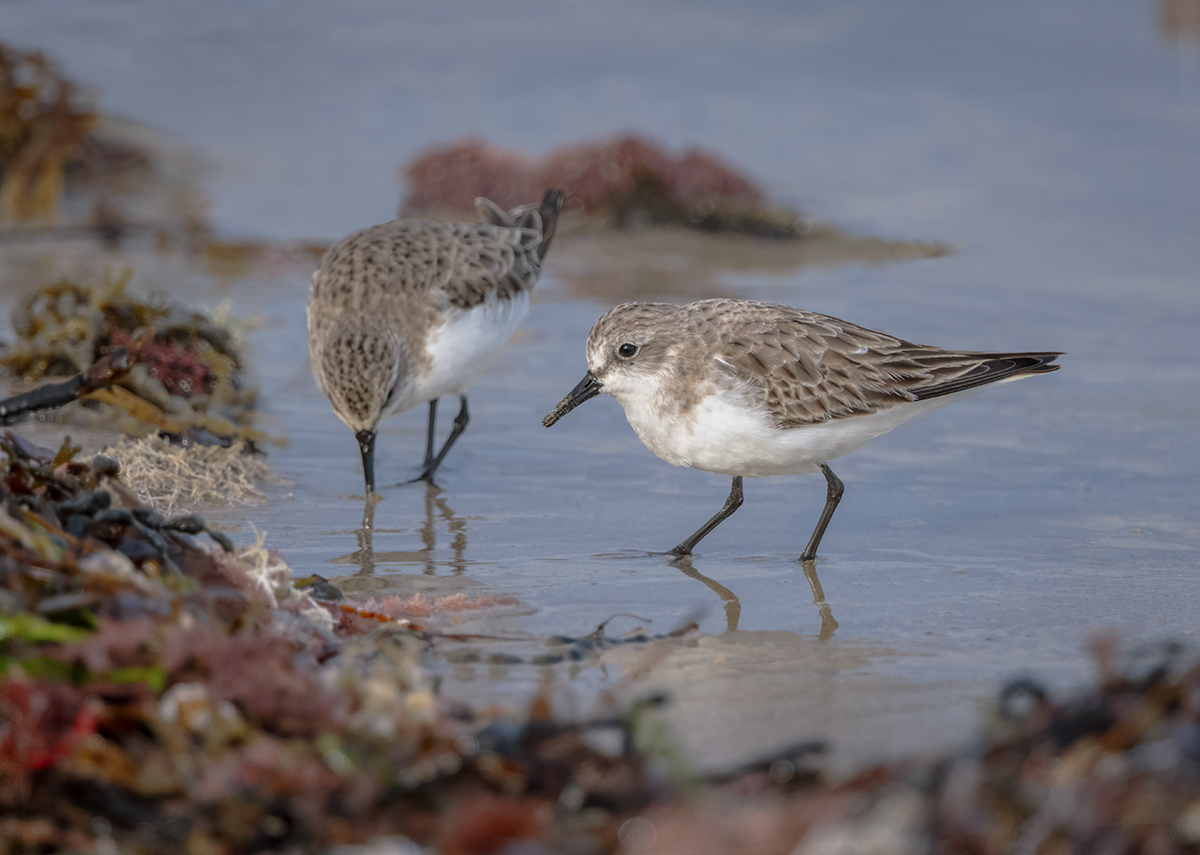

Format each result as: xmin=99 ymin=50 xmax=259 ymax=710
xmin=311 ymin=216 xmax=547 ymax=314
xmin=436 ymin=220 xmax=545 ymax=310
xmin=445 ymin=190 xmax=562 ymax=306
xmin=699 ymin=300 xmax=1060 ymax=427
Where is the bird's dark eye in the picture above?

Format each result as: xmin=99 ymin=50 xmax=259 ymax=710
xmin=617 ymin=343 xmax=638 ymax=358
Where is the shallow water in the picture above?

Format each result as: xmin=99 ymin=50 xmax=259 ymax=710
xmin=2 ymin=0 xmax=1198 ymax=773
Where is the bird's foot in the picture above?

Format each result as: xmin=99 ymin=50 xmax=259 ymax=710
xmin=401 ymin=468 xmax=440 ymax=487
xmin=661 ymin=545 xmax=694 ymax=564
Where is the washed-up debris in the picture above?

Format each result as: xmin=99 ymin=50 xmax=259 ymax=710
xmin=402 ymin=135 xmax=808 ymax=238
xmin=0 ymin=430 xmax=697 ymax=854
xmin=0 ymin=273 xmax=263 ymax=450
xmin=99 ymin=435 xmax=274 ymax=515
xmin=0 ymin=40 xmax=216 ymax=252
xmin=0 ymin=40 xmax=160 ymax=247
xmin=5 ymin=430 xmax=1200 ymax=852
xmin=327 ymin=600 xmax=702 ymax=669
xmin=0 ymin=328 xmax=149 ymax=426
xmin=0 ymin=42 xmax=99 ymax=228
xmin=359 ymin=592 xmax=523 ymax=617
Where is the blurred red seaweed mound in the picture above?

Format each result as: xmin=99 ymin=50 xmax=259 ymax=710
xmin=1160 ymin=0 xmax=1200 ymax=46
xmin=537 ymin=135 xmax=763 ymax=212
xmin=401 ymin=134 xmax=803 ymax=238
xmin=403 ymin=138 xmax=536 ymax=219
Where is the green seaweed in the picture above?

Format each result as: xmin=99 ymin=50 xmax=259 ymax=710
xmin=0 ymin=613 xmax=93 ymax=644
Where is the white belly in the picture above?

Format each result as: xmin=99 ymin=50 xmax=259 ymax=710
xmin=625 ymin=387 xmax=963 ymax=478
xmin=387 ymin=292 xmax=531 ymax=416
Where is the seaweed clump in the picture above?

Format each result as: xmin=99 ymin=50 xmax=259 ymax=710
xmin=0 ymin=42 xmax=98 ymax=228
xmin=0 ymin=430 xmax=694 ymax=854
xmin=402 ymin=135 xmax=806 ymax=238
xmin=0 ymin=40 xmax=171 ymax=244
xmin=0 ymin=273 xmax=260 ymax=447
xmin=5 ymin=430 xmax=1200 ymax=852
xmin=99 ymin=435 xmax=272 ymax=516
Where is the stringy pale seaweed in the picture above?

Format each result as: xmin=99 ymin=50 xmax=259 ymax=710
xmin=98 ymin=435 xmax=275 ymax=515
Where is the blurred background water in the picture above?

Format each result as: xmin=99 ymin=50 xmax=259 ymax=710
xmin=1 ymin=0 xmax=1197 ymax=772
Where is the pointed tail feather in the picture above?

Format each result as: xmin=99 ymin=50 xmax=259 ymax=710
xmin=913 ymin=352 xmax=1062 ymax=401
xmin=535 ymin=188 xmax=564 ymax=261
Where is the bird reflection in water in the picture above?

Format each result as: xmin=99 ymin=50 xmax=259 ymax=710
xmin=800 ymin=560 xmax=839 ymax=641
xmin=672 ymin=555 xmax=838 ymax=640
xmin=348 ymin=482 xmax=468 ymax=575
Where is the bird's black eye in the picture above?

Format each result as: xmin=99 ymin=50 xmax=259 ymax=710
xmin=617 ymin=343 xmax=638 ymax=359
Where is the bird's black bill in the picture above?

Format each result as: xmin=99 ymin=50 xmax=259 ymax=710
xmin=543 ymin=371 xmax=601 ymax=427
xmin=356 ymin=429 xmax=376 ymax=495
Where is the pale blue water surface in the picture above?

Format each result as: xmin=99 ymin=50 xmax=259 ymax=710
xmin=1 ymin=0 xmax=1198 ymax=772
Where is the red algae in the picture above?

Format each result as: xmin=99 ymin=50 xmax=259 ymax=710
xmin=110 ymin=327 xmax=216 ymax=398
xmin=400 ymin=134 xmax=799 ymax=237
xmin=403 ymin=138 xmax=536 ymax=219
xmin=358 ymin=592 xmax=522 ymax=619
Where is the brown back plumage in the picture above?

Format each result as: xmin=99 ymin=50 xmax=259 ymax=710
xmin=700 ymin=301 xmax=1061 ymax=426
xmin=589 ymin=299 xmax=1062 ymax=428
xmin=311 ymin=188 xmax=564 ymax=317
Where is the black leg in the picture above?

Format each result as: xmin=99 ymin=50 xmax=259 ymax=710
xmin=799 ymin=463 xmax=844 ymax=561
xmin=423 ymin=399 xmax=438 ymax=468
xmin=412 ymin=394 xmax=469 ymax=483
xmin=670 ymin=476 xmax=743 ymax=557
xmin=356 ymin=428 xmax=377 ymax=495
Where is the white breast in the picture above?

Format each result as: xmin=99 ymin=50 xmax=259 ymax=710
xmin=389 ymin=292 xmax=532 ymax=415
xmin=620 ymin=381 xmax=963 ymax=478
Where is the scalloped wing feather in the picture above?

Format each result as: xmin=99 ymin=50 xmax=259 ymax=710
xmin=699 ymin=300 xmax=1059 ymax=427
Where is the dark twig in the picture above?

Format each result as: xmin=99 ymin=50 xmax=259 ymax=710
xmin=0 ymin=329 xmax=153 ymax=425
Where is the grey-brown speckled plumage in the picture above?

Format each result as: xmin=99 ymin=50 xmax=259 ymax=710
xmin=583 ymin=299 xmax=1061 ymax=428
xmin=547 ymin=297 xmax=1061 ymax=560
xmin=309 ymin=190 xmax=562 ymax=491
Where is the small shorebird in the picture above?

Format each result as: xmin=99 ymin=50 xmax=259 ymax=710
xmin=544 ymin=299 xmax=1061 ymax=560
xmin=309 ymin=189 xmax=563 ymax=494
